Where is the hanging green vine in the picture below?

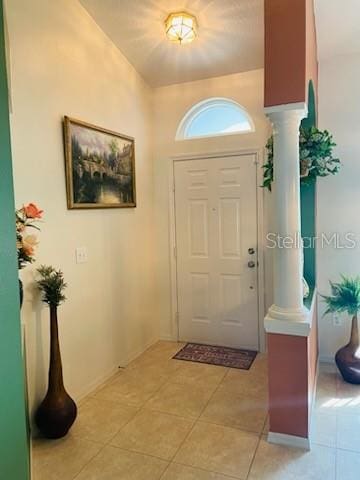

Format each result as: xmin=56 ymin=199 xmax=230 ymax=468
xmin=262 ymin=126 xmax=341 ymax=191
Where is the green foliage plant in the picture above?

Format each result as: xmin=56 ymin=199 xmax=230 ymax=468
xmin=37 ymin=265 xmax=67 ymax=308
xmin=322 ymin=276 xmax=360 ymax=318
xmin=262 ymin=126 xmax=341 ymax=191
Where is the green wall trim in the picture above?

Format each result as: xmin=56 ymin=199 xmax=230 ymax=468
xmin=301 ymin=181 xmax=316 ymax=286
xmin=300 ymin=80 xmax=317 ymax=288
xmin=0 ymin=2 xmax=30 ymax=478
xmin=301 ymin=80 xmax=317 ymax=130
xmin=304 ymin=285 xmax=315 ymax=310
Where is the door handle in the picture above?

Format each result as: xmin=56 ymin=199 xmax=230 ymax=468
xmin=248 ymin=248 xmax=255 ymax=255
xmin=248 ymin=261 xmax=256 ymax=268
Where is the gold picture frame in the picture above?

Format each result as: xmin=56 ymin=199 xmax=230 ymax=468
xmin=63 ymin=116 xmax=136 ymax=209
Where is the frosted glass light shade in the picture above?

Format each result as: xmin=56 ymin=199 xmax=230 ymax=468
xmin=165 ymin=12 xmax=197 ymax=45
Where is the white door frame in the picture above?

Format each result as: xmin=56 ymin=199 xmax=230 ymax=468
xmin=168 ymin=148 xmax=266 ymax=353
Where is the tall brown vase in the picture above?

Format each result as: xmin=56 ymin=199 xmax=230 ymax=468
xmin=335 ymin=314 xmax=360 ymax=384
xmin=35 ymin=305 xmax=77 ymax=438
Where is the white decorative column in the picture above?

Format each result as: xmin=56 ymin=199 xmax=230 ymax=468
xmin=265 ymin=103 xmax=309 ymax=329
xmin=264 ymin=102 xmax=314 ymax=451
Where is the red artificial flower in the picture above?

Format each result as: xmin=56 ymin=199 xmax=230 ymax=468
xmin=23 ymin=203 xmax=43 ymax=219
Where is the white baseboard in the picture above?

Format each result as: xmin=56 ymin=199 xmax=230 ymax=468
xmin=74 ymin=365 xmax=120 ymax=403
xmin=27 ymin=358 xmax=130 ymax=477
xmin=28 ymin=335 xmax=163 ymax=478
xmin=268 ymin=432 xmax=310 ymax=450
xmin=84 ymin=337 xmax=160 ymax=397
xmin=319 ymin=355 xmax=335 ymax=364
xmin=159 ymin=333 xmax=178 ymax=342
xmin=123 ymin=336 xmax=159 ymax=366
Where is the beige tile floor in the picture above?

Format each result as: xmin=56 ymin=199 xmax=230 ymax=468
xmin=32 ymin=341 xmax=360 ymax=480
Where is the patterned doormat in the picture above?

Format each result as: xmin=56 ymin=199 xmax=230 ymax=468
xmin=173 ymin=343 xmax=257 ymax=370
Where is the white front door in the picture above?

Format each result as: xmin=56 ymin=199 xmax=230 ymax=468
xmin=174 ymin=154 xmax=259 ymax=350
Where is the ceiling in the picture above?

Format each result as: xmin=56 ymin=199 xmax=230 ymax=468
xmin=315 ymin=0 xmax=360 ymax=60
xmin=80 ymin=0 xmax=264 ymax=87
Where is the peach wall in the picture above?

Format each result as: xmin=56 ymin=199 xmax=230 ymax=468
xmin=264 ymin=0 xmax=318 ymax=107
xmin=306 ymin=0 xmax=318 ymax=97
xmin=264 ymin=0 xmax=306 ymax=106
xmin=268 ymin=333 xmax=309 ymax=438
xmin=308 ymin=302 xmax=319 ymax=407
xmin=267 ymin=298 xmax=318 ymax=439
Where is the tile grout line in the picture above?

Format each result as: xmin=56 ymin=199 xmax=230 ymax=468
xmin=102 ymin=420 xmax=256 ymax=472
xmin=105 ymin=405 xmax=143 ymax=447
xmin=70 ymin=347 xmax=182 ymax=479
xmin=162 ymin=366 xmax=230 ymax=465
xmin=71 ymin=350 xmax=182 ymax=479
xmin=170 ymin=460 xmax=241 ymax=479
xmin=166 ymin=414 xmax=200 ymax=464
xmin=260 ymin=412 xmax=268 ymax=435
xmin=194 ymin=417 xmax=266 ymax=436
xmin=71 ymin=442 xmax=108 ymax=480
xmin=164 ymin=362 xmax=263 ymax=475
xmin=195 ymin=362 xmax=268 ymax=435
xmin=244 ymin=432 xmax=262 ymax=480
xmin=106 ymin=443 xmax=172 ymax=463
xmin=111 ymin=375 xmax=267 ymax=468
xmin=139 ymin=350 xmax=267 ymax=472
xmin=222 ymin=357 xmax=267 ymax=480
xmin=98 ymin=347 xmax=198 ymax=465
xmin=316 ymin=365 xmax=359 ymax=480
xmin=72 ymin=444 xmax=171 ymax=480
xmin=158 ymin=461 xmax=174 ymax=480
xmin=48 ymin=345 xmax=267 ymax=480
xmin=197 ymin=367 xmax=231 ymax=417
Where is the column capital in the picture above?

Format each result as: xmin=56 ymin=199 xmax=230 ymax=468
xmin=264 ymin=101 xmax=308 ymax=125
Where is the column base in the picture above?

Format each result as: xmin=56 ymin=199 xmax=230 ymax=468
xmin=267 ymin=432 xmax=310 ymax=450
xmin=265 ymin=304 xmax=311 ymax=337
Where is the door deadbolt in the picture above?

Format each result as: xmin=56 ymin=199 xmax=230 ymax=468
xmin=248 ymin=248 xmax=255 ymax=255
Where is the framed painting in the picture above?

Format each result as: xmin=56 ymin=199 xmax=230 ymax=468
xmin=63 ymin=116 xmax=136 ymax=209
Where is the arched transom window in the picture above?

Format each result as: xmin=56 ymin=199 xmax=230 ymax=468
xmin=176 ymin=97 xmax=255 ymax=140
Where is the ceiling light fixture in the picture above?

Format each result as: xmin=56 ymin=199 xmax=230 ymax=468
xmin=165 ymin=12 xmax=197 ymax=45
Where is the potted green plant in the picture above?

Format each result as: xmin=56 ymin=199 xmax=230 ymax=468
xmin=262 ymin=126 xmax=341 ymax=191
xmin=322 ymin=276 xmax=360 ymax=384
xmin=35 ymin=265 xmax=77 ymax=438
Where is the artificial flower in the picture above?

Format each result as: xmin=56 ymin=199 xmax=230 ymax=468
xmin=23 ymin=203 xmax=43 ymax=219
xmin=22 ymin=235 xmax=38 ymax=256
xmin=16 ymin=222 xmax=26 ymax=233
xmin=16 ymin=203 xmax=43 ymax=269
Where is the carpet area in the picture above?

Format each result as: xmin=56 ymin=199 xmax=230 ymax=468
xmin=173 ymin=343 xmax=257 ymax=370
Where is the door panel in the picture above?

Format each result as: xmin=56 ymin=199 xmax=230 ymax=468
xmin=175 ymin=154 xmax=259 ymax=350
xmin=219 ymin=198 xmax=241 ymax=259
xmin=189 ymin=200 xmax=208 ymax=257
xmin=191 ymin=273 xmax=210 ymax=322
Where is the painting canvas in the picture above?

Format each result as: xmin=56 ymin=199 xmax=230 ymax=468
xmin=64 ymin=116 xmax=136 ymax=209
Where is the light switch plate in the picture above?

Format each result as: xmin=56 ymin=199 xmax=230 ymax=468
xmin=75 ymin=247 xmax=88 ymax=264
